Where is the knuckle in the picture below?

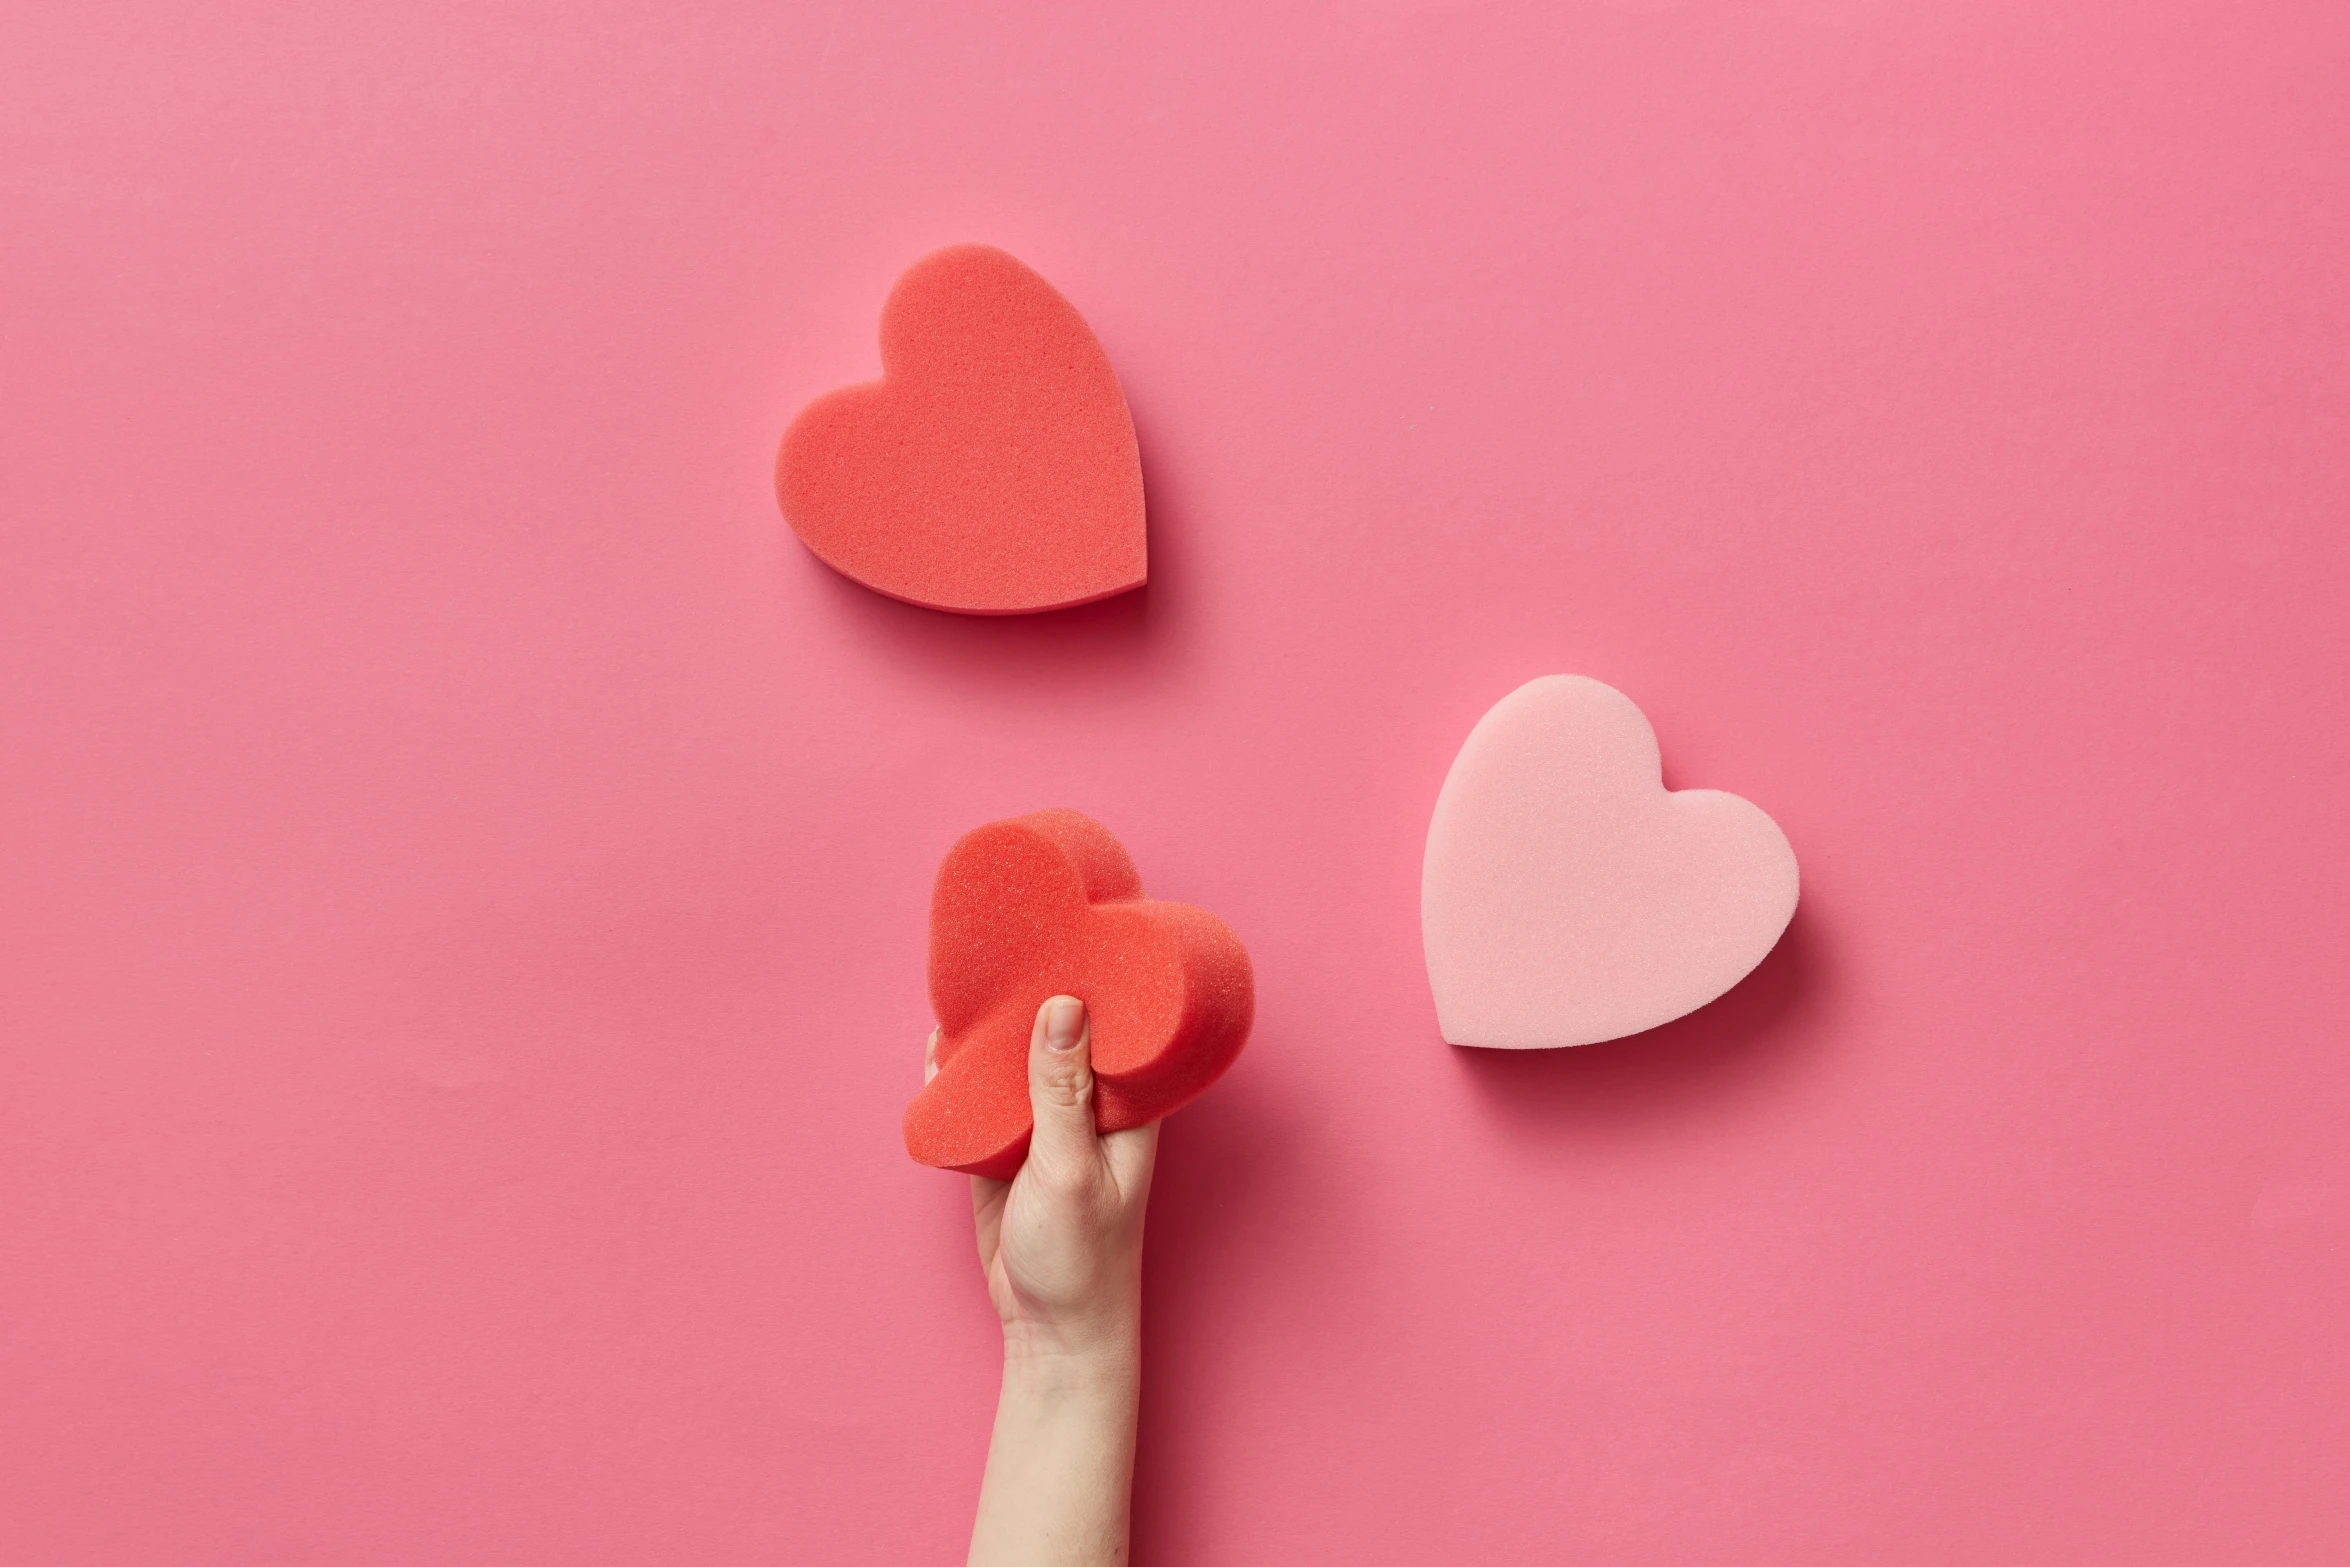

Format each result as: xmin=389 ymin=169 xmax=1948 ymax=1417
xmin=1039 ymin=1061 xmax=1094 ymax=1110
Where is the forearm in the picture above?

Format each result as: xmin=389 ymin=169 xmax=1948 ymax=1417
xmin=967 ymin=1328 xmax=1141 ymax=1567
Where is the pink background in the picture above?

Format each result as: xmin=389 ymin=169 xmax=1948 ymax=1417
xmin=5 ymin=1 xmax=2346 ymax=1560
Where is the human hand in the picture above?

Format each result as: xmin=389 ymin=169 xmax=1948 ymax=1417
xmin=928 ymin=995 xmax=1159 ymax=1365
xmin=939 ymin=996 xmax=1157 ymax=1567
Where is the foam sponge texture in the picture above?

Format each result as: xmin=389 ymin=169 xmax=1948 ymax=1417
xmin=906 ymin=809 xmax=1254 ymax=1178
xmin=1422 ymin=675 xmax=1799 ymax=1048
xmin=777 ymin=244 xmax=1147 ymax=615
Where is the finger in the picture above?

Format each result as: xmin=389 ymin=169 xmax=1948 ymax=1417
xmin=1025 ymin=995 xmax=1099 ymax=1180
xmin=970 ymin=1170 xmax=1009 ymax=1268
xmin=924 ymin=1027 xmax=941 ymax=1085
xmin=1102 ymin=1118 xmax=1160 ymax=1207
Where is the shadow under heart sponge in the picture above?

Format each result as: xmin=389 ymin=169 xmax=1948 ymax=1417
xmin=777 ymin=245 xmax=1147 ymax=615
xmin=906 ymin=809 xmax=1253 ymax=1178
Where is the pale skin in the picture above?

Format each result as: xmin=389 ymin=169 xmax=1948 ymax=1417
xmin=926 ymin=996 xmax=1157 ymax=1567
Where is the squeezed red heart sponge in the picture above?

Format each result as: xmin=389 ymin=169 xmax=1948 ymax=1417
xmin=777 ymin=245 xmax=1147 ymax=615
xmin=906 ymin=809 xmax=1253 ymax=1178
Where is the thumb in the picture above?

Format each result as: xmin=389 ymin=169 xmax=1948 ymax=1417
xmin=1025 ymin=995 xmax=1099 ymax=1178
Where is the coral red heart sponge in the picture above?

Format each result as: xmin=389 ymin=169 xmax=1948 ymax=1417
xmin=906 ymin=809 xmax=1253 ymax=1178
xmin=777 ymin=244 xmax=1147 ymax=615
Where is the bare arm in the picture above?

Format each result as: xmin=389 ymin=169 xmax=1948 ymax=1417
xmin=930 ymin=997 xmax=1156 ymax=1567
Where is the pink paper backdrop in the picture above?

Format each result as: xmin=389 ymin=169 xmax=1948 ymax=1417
xmin=5 ymin=2 xmax=2346 ymax=1561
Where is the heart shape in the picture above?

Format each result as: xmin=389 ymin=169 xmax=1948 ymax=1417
xmin=906 ymin=809 xmax=1253 ymax=1178
xmin=777 ymin=245 xmax=1147 ymax=615
xmin=1422 ymin=676 xmax=1798 ymax=1048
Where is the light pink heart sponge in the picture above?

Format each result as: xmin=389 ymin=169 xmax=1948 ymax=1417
xmin=1422 ymin=676 xmax=1799 ymax=1049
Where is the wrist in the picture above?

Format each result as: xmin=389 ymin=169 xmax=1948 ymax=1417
xmin=1001 ymin=1311 xmax=1141 ymax=1390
